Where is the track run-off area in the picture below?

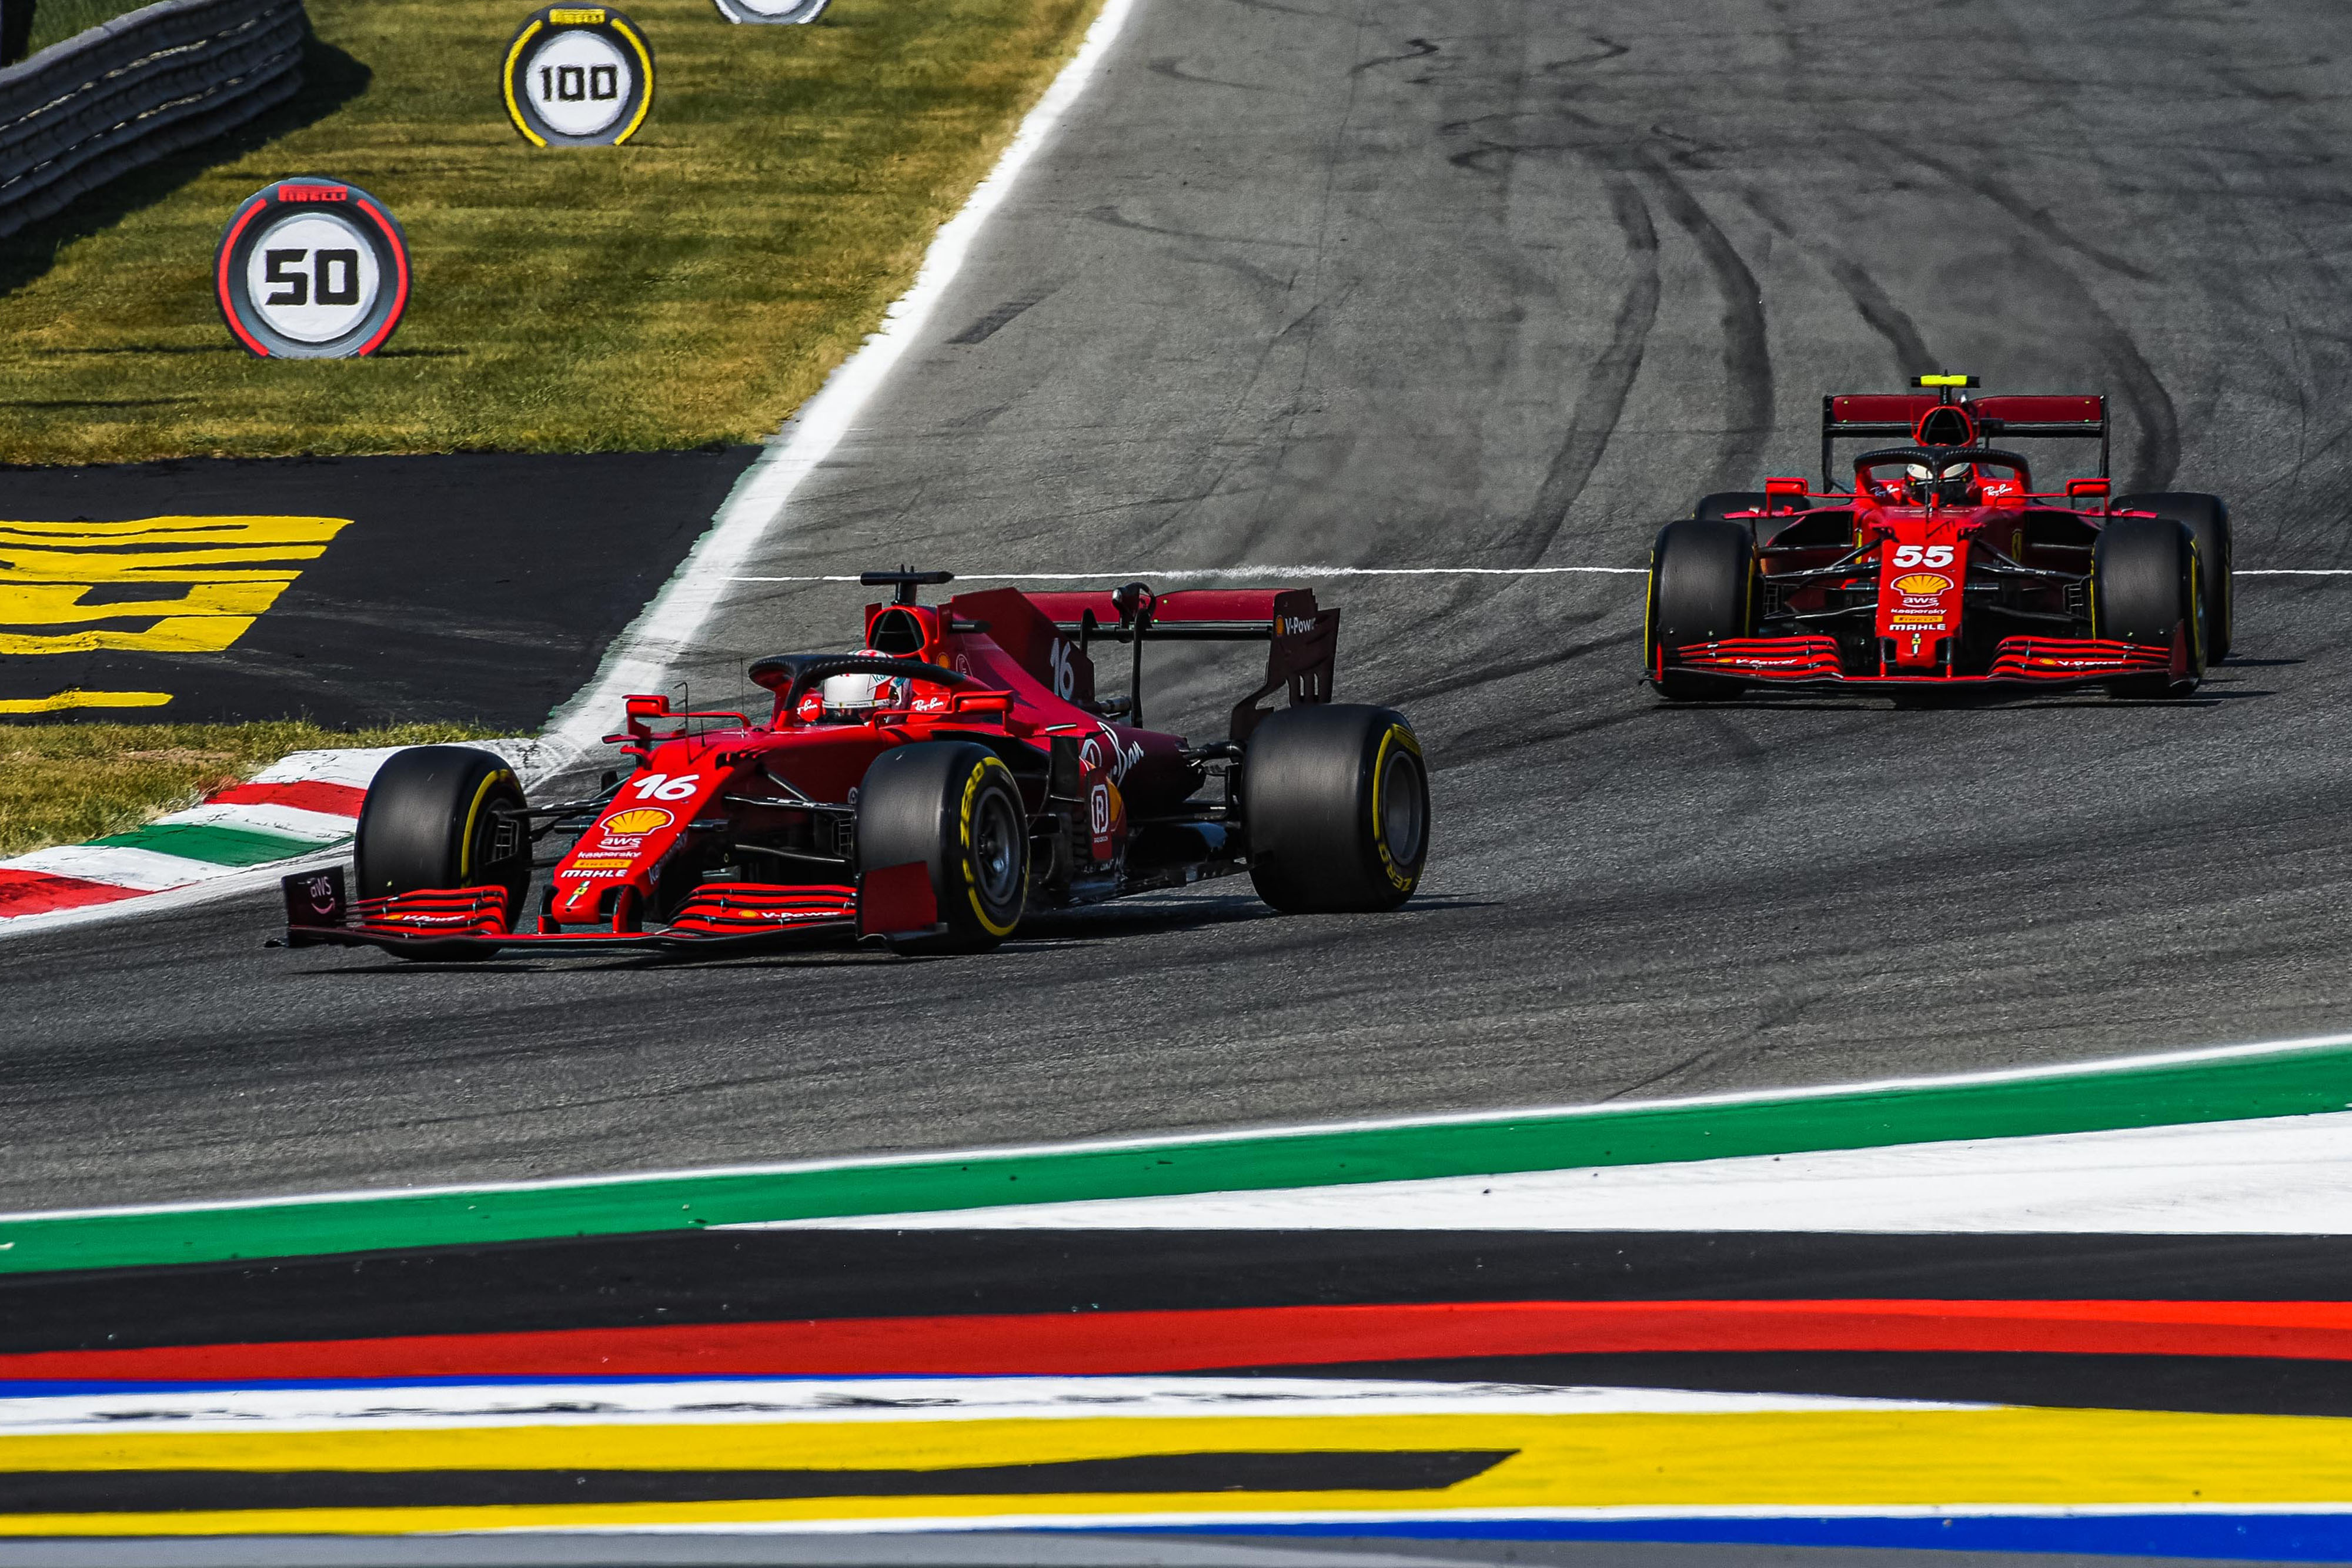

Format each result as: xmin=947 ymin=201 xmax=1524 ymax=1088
xmin=8 ymin=0 xmax=2352 ymax=1228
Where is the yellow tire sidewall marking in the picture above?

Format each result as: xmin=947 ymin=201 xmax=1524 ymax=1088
xmin=957 ymin=755 xmax=1022 ymax=938
xmin=1370 ymin=724 xmax=1423 ymax=893
xmin=455 ymin=768 xmax=515 ymax=881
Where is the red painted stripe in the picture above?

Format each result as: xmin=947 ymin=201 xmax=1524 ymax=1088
xmin=13 ymin=1300 xmax=2352 ymax=1383
xmin=204 ymin=780 xmax=366 ymax=817
xmin=0 ymin=870 xmax=146 ymax=919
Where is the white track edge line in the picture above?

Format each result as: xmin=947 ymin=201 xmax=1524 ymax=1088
xmin=535 ymin=0 xmax=1144 ymax=776
xmin=10 ymin=1028 xmax=2352 ymax=1226
xmin=729 ymin=567 xmax=1651 ymax=581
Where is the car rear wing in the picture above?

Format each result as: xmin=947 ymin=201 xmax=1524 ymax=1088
xmin=1027 ymin=586 xmax=1338 ymax=741
xmin=1820 ymin=392 xmax=2107 ymax=489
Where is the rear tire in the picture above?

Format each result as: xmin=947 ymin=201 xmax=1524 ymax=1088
xmin=1245 ymin=704 xmax=1428 ymax=914
xmin=857 ymin=741 xmax=1028 ymax=953
xmin=1646 ymin=519 xmax=1754 ymax=701
xmin=2116 ymin=492 xmax=2231 ymax=658
xmin=353 ymin=747 xmax=529 ymax=957
xmin=2092 ymin=515 xmax=2206 ymax=698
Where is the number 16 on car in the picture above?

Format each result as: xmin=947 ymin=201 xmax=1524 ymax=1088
xmin=503 ymin=6 xmax=654 ymax=147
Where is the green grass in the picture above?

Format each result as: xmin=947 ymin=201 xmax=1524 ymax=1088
xmin=0 ymin=722 xmax=497 ymax=859
xmin=25 ymin=0 xmax=152 ymax=56
xmin=0 ymin=0 xmax=1101 ymax=463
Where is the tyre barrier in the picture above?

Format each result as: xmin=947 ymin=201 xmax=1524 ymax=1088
xmin=0 ymin=0 xmax=307 ymax=242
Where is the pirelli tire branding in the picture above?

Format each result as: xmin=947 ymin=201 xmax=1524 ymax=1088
xmin=711 ymin=0 xmax=830 ymax=22
xmin=504 ymin=6 xmax=654 ymax=148
xmin=215 ymin=180 xmax=410 ymax=359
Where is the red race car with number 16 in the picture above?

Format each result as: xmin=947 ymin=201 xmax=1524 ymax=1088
xmin=280 ymin=570 xmax=1430 ymax=958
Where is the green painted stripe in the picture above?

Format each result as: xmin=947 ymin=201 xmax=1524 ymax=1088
xmin=91 ymin=822 xmax=332 ymax=867
xmin=8 ymin=1043 xmax=2352 ymax=1276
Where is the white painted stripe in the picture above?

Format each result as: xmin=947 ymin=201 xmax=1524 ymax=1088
xmin=739 ymin=1111 xmax=2352 ymax=1235
xmin=729 ymin=567 xmax=1650 ymax=582
xmin=2236 ymin=569 xmax=2352 ymax=576
xmin=0 ymin=1379 xmax=1949 ymax=1437
xmin=156 ymin=801 xmax=356 ymax=842
xmin=537 ymin=0 xmax=1145 ymax=774
xmin=2 ymin=842 xmax=234 ymax=891
xmin=243 ymin=745 xmax=412 ymax=790
xmin=12 ymin=1030 xmax=2352 ymax=1225
xmin=246 ymin=738 xmax=544 ymax=791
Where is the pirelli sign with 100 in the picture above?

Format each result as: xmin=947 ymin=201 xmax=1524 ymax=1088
xmin=505 ymin=7 xmax=655 ymax=148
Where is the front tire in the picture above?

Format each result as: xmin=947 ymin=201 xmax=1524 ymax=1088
xmin=2093 ymin=515 xmax=2206 ymax=698
xmin=1646 ymin=518 xmax=1754 ymax=701
xmin=1245 ymin=704 xmax=1428 ymax=914
xmin=857 ymin=741 xmax=1028 ymax=953
xmin=353 ymin=747 xmax=529 ymax=955
xmin=2116 ymin=492 xmax=2231 ymax=659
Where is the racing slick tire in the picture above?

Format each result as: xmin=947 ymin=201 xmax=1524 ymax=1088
xmin=857 ymin=741 xmax=1028 ymax=954
xmin=353 ymin=746 xmax=530 ymax=955
xmin=1646 ymin=518 xmax=1754 ymax=701
xmin=2092 ymin=515 xmax=2207 ymax=698
xmin=2116 ymin=492 xmax=2232 ymax=660
xmin=1244 ymin=704 xmax=1428 ymax=914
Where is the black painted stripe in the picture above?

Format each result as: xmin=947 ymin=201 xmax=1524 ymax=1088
xmin=0 ymin=1450 xmax=1511 ymax=1513
xmin=11 ymin=1231 xmax=2352 ymax=1355
xmin=1268 ymin=1352 xmax=2352 ymax=1419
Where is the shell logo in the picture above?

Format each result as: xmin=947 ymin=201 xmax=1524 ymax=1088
xmin=1893 ymin=573 xmax=1953 ymax=595
xmin=602 ymin=807 xmax=674 ymax=835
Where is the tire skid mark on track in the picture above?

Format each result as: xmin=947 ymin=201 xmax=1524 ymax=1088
xmin=1518 ymin=177 xmax=1659 ymax=567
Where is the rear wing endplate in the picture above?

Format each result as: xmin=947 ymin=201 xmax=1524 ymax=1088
xmin=1820 ymin=393 xmax=2107 ymax=489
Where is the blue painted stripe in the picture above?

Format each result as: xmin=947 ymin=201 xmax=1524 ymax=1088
xmin=1114 ymin=1516 xmax=2352 ymax=1562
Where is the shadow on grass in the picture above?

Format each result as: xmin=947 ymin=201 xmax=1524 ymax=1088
xmin=0 ymin=31 xmax=373 ymax=303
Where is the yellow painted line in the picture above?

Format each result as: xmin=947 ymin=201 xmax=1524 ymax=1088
xmin=12 ymin=1406 xmax=2352 ymax=1537
xmin=0 ymin=690 xmax=171 ymax=714
xmin=0 ymin=516 xmax=350 ymax=657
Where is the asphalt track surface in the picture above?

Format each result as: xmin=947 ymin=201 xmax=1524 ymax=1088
xmin=8 ymin=0 xmax=2352 ymax=1212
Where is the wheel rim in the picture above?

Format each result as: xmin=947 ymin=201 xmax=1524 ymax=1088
xmin=1379 ymin=747 xmax=1426 ymax=868
xmin=973 ymin=789 xmax=1024 ymax=910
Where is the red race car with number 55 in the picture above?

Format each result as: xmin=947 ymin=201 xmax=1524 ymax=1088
xmin=1645 ymin=375 xmax=2231 ymax=700
xmin=280 ymin=570 xmax=1431 ymax=959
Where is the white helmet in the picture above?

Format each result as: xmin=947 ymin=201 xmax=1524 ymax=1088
xmin=1905 ymin=459 xmax=1975 ymax=503
xmin=818 ymin=652 xmax=906 ymax=719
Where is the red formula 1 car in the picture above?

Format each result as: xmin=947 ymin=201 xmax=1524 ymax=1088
xmin=1643 ymin=376 xmax=2233 ymax=700
xmin=282 ymin=571 xmax=1429 ymax=958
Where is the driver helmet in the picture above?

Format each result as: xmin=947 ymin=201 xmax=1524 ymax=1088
xmin=1905 ymin=459 xmax=1977 ymax=506
xmin=817 ymin=651 xmax=907 ymax=720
